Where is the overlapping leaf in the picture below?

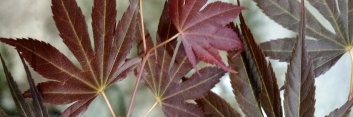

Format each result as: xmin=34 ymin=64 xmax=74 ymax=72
xmin=139 ymin=2 xmax=226 ymax=116
xmin=255 ymin=0 xmax=353 ymax=77
xmin=228 ymin=51 xmax=263 ymax=117
xmin=0 ymin=53 xmax=34 ymax=117
xmin=196 ymin=92 xmax=241 ymax=117
xmin=0 ymin=0 xmax=141 ymax=116
xmin=0 ymin=52 xmax=49 ymax=117
xmin=19 ymin=51 xmax=49 ymax=117
xmin=169 ymin=0 xmax=243 ymax=72
xmin=226 ymin=20 xmax=263 ymax=116
xmin=234 ymin=14 xmax=282 ymax=117
xmin=142 ymin=41 xmax=225 ymax=116
xmin=283 ymin=1 xmax=316 ymax=116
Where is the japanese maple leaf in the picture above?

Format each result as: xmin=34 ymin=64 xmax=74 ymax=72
xmin=255 ymin=0 xmax=353 ymax=77
xmin=138 ymin=4 xmax=226 ymax=116
xmin=168 ymin=0 xmax=243 ymax=72
xmin=142 ymin=38 xmax=225 ymax=117
xmin=0 ymin=0 xmax=140 ymax=116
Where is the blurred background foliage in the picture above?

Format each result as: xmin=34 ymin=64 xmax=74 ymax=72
xmin=0 ymin=0 xmax=350 ymax=117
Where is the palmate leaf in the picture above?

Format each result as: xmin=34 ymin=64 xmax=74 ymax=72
xmin=0 ymin=0 xmax=140 ymax=116
xmin=138 ymin=2 xmax=226 ymax=116
xmin=255 ymin=0 xmax=353 ymax=77
xmin=169 ymin=0 xmax=243 ymax=72
xmin=283 ymin=1 xmax=316 ymax=116
xmin=142 ymin=38 xmax=225 ymax=117
xmin=158 ymin=3 xmax=240 ymax=116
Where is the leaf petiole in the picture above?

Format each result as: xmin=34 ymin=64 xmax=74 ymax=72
xmin=101 ymin=91 xmax=117 ymax=117
xmin=139 ymin=0 xmax=147 ymax=53
xmin=141 ymin=101 xmax=158 ymax=117
xmin=168 ymin=37 xmax=182 ymax=71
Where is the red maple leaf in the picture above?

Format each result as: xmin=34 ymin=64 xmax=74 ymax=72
xmin=0 ymin=0 xmax=140 ymax=116
xmin=169 ymin=0 xmax=243 ymax=72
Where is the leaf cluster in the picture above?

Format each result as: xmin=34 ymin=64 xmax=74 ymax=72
xmin=0 ymin=0 xmax=352 ymax=117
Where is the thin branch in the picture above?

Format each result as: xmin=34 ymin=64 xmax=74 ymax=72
xmin=141 ymin=101 xmax=158 ymax=117
xmin=102 ymin=91 xmax=117 ymax=117
xmin=126 ymin=33 xmax=180 ymax=117
xmin=139 ymin=0 xmax=147 ymax=53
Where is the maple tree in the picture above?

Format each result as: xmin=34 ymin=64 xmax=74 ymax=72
xmin=0 ymin=0 xmax=353 ymax=117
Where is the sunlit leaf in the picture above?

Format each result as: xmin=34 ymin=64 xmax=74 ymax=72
xmin=169 ymin=0 xmax=243 ymax=72
xmin=228 ymin=52 xmax=263 ymax=117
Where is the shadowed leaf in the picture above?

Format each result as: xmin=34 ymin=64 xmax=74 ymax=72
xmin=18 ymin=51 xmax=48 ymax=117
xmin=227 ymin=17 xmax=262 ymax=116
xmin=228 ymin=52 xmax=263 ymax=117
xmin=0 ymin=0 xmax=140 ymax=116
xmin=196 ymin=92 xmax=241 ymax=117
xmin=169 ymin=0 xmax=243 ymax=72
xmin=283 ymin=1 xmax=316 ymax=116
xmin=260 ymin=38 xmax=344 ymax=77
xmin=0 ymin=53 xmax=34 ymax=117
xmin=326 ymin=99 xmax=353 ymax=117
xmin=255 ymin=0 xmax=352 ymax=77
xmin=237 ymin=14 xmax=282 ymax=117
